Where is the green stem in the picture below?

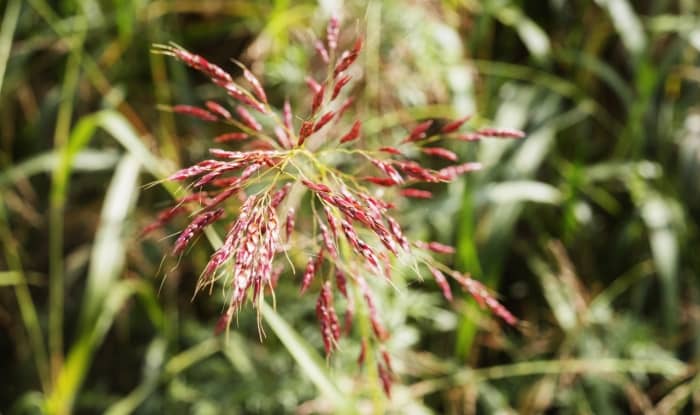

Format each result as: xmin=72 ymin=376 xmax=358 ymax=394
xmin=48 ymin=17 xmax=87 ymax=381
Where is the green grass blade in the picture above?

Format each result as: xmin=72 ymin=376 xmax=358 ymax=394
xmin=78 ymin=154 xmax=141 ymax=331
xmin=594 ymin=0 xmax=646 ymax=57
xmin=45 ymin=280 xmax=146 ymax=414
xmin=0 ymin=149 xmax=120 ymax=187
xmin=0 ymin=0 xmax=21 ymax=96
xmin=46 ymin=154 xmax=143 ymax=414
xmin=48 ymin=15 xmax=87 ymax=378
xmin=0 ymin=199 xmax=50 ymax=392
xmin=261 ymin=301 xmax=349 ymax=409
xmin=489 ymin=2 xmax=550 ymax=60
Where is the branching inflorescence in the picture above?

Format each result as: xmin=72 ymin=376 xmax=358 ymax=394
xmin=148 ymin=16 xmax=523 ymax=396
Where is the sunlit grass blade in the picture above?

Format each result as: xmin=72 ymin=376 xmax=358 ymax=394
xmin=594 ymin=0 xmax=646 ymax=57
xmin=48 ymin=14 xmax=87 ymax=379
xmin=45 ymin=280 xmax=157 ymax=414
xmin=261 ymin=301 xmax=350 ymax=410
xmin=0 ymin=0 xmax=21 ymax=95
xmin=0 ymin=149 xmax=120 ymax=187
xmin=78 ymin=155 xmax=141 ymax=330
xmin=0 ymin=199 xmax=50 ymax=392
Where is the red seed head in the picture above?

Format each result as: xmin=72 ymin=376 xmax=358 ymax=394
xmin=422 ymin=147 xmax=458 ymax=162
xmin=313 ymin=111 xmax=336 ymax=133
xmin=235 ymin=106 xmax=262 ymax=131
xmin=440 ymin=115 xmax=472 ymax=134
xmin=241 ymin=66 xmax=268 ymax=105
xmin=476 ymin=127 xmax=525 ymax=139
xmin=298 ymin=120 xmax=314 ymax=145
xmin=173 ymin=105 xmax=218 ymax=122
xmin=429 ymin=266 xmax=453 ymax=301
xmin=339 ymin=120 xmax=362 ymax=143
xmin=213 ymin=132 xmax=249 ymax=143
xmin=400 ymin=188 xmax=433 ymax=199
xmin=311 ymin=82 xmax=326 ymax=115
xmin=314 ymin=40 xmax=329 ymax=63
xmin=205 ymin=101 xmax=231 ymax=119
xmin=173 ymin=208 xmax=225 ymax=255
xmin=327 ymin=16 xmax=340 ymax=52
xmin=403 ymin=120 xmax=434 ymax=142
xmin=332 ymin=75 xmax=352 ymax=100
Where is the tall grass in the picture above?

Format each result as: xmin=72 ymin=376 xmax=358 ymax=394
xmin=1 ymin=0 xmax=698 ymax=413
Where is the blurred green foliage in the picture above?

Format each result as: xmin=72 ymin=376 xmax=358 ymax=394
xmin=1 ymin=0 xmax=699 ymax=413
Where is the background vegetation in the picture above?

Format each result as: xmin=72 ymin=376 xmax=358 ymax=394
xmin=1 ymin=0 xmax=699 ymax=413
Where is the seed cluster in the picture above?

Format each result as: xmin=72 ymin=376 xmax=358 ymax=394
xmin=148 ymin=15 xmax=524 ymax=396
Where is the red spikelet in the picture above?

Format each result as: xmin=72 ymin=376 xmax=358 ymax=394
xmin=316 ymin=281 xmax=341 ymax=356
xmin=416 ymin=241 xmax=456 ymax=254
xmin=220 ymin=82 xmax=266 ymax=113
xmin=314 ymin=40 xmax=329 ymax=63
xmin=141 ymin=192 xmax=210 ymax=236
xmin=324 ymin=206 xmax=339 ymax=240
xmin=320 ymin=224 xmax=338 ymax=258
xmin=173 ymin=105 xmax=218 ymax=122
xmin=205 ymin=101 xmax=231 ymax=119
xmin=302 ymin=179 xmax=331 ymax=193
xmin=283 ymin=99 xmax=293 ymax=131
xmin=438 ymin=162 xmax=482 ymax=180
xmin=386 ymin=215 xmax=409 ymax=251
xmin=371 ymin=159 xmax=403 ymax=184
xmin=305 ymin=76 xmax=322 ymax=94
xmin=429 ymin=266 xmax=453 ymax=301
xmin=454 ymin=273 xmax=518 ymax=325
xmin=378 ymin=361 xmax=392 ymax=398
xmin=339 ymin=120 xmax=361 ymax=143
xmin=214 ymin=306 xmax=235 ymax=335
xmin=213 ymin=132 xmax=249 ymax=143
xmin=168 ymin=160 xmax=220 ymax=181
xmin=476 ymin=127 xmax=525 ymax=139
xmin=300 ymin=249 xmax=324 ymax=294
xmin=173 ymin=208 xmax=224 ymax=255
xmin=440 ymin=115 xmax=471 ymax=133
xmin=326 ymin=16 xmax=340 ymax=52
xmin=285 ymin=208 xmax=295 ymax=242
xmin=159 ymin=45 xmax=232 ymax=84
xmin=422 ymin=147 xmax=458 ymax=162
xmin=357 ymin=339 xmax=367 ymax=365
xmin=332 ymin=75 xmax=351 ymax=99
xmin=270 ymin=183 xmax=292 ymax=208
xmin=357 ymin=276 xmax=388 ymax=341
xmin=313 ymin=111 xmax=336 ymax=132
xmin=403 ymin=120 xmax=433 ymax=142
xmin=454 ymin=132 xmax=482 ymax=141
xmin=235 ymin=106 xmax=262 ymax=131
xmin=379 ymin=146 xmax=403 ymax=155
xmin=400 ymin=188 xmax=433 ymax=199
xmin=334 ymin=36 xmax=363 ymax=77
xmin=298 ymin=120 xmax=314 ymax=145
xmin=241 ymin=66 xmax=268 ymax=105
xmin=363 ymin=177 xmax=399 ymax=187
xmin=311 ymin=82 xmax=325 ymax=115
xmin=273 ymin=126 xmax=292 ymax=149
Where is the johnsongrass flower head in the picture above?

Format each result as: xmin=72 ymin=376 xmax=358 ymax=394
xmin=147 ymin=15 xmax=524 ymax=396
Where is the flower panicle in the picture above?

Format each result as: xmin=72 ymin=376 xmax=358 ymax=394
xmin=148 ymin=16 xmax=524 ymax=397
